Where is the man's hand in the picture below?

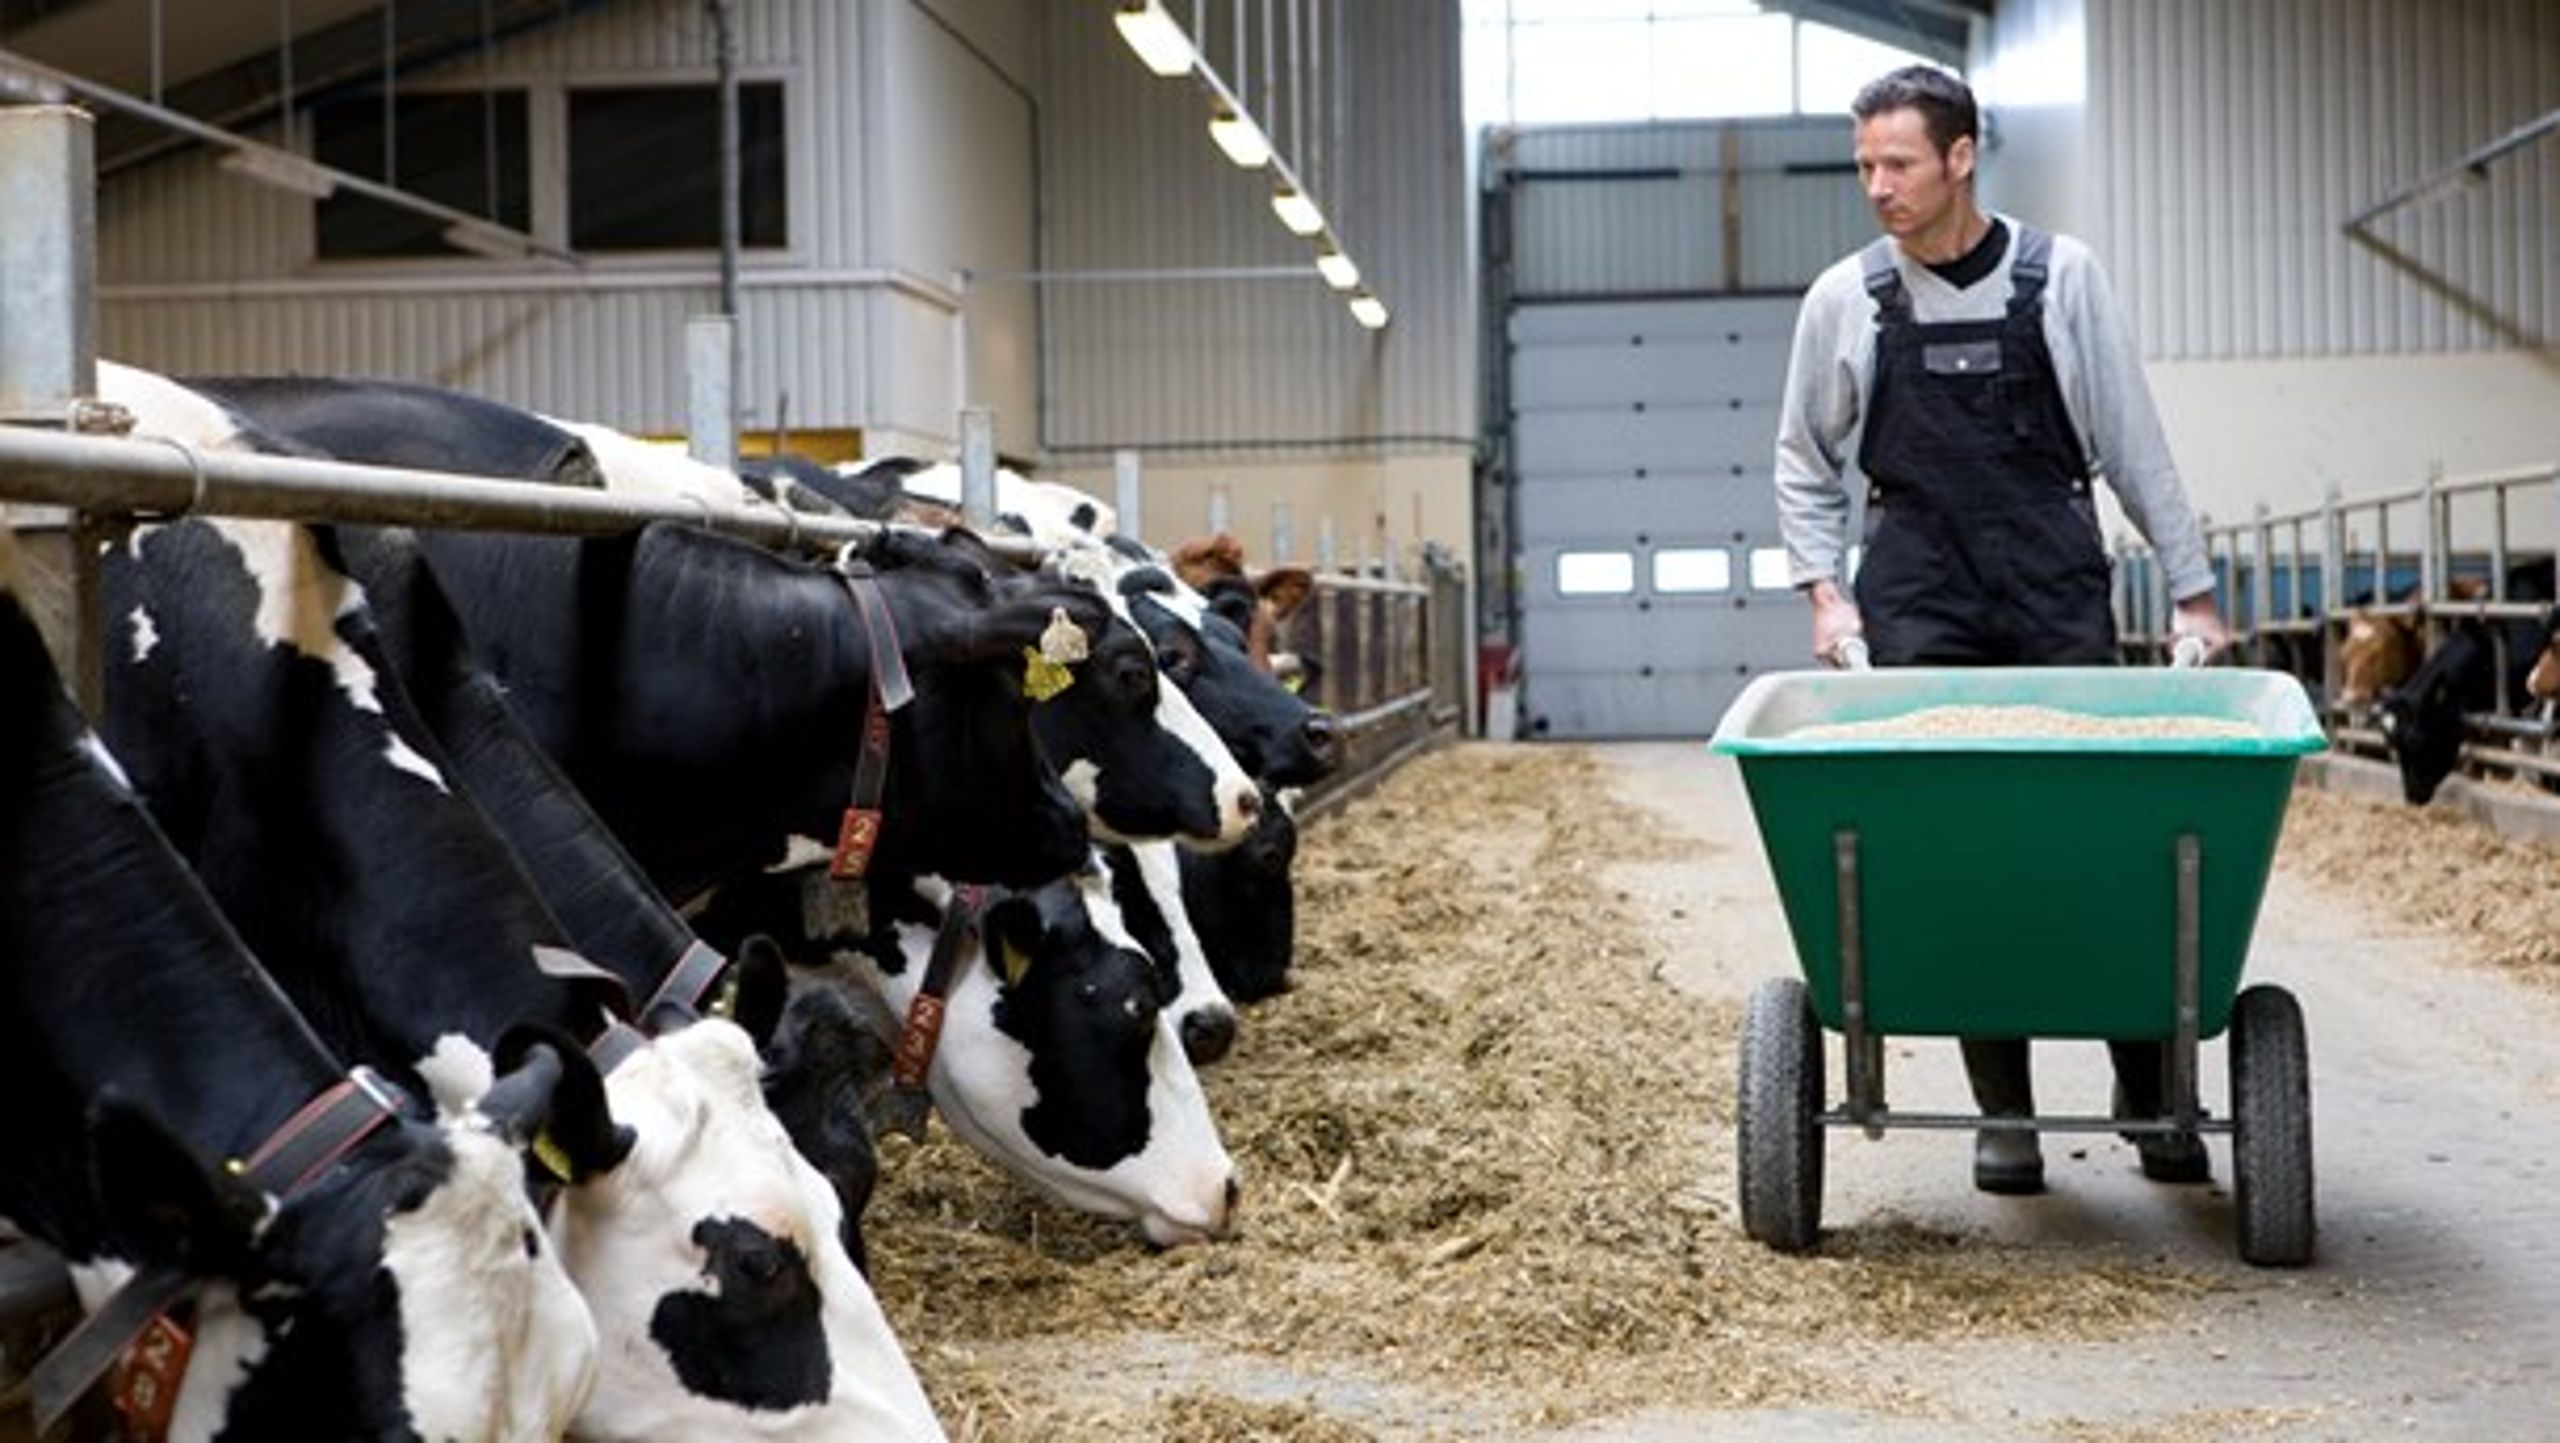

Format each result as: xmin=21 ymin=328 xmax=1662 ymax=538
xmin=1804 ymin=578 xmax=1865 ymax=667
xmin=2170 ymin=593 xmax=2232 ymax=662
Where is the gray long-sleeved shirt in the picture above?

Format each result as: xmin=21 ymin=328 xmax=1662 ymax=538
xmin=1772 ymin=215 xmax=2214 ymax=602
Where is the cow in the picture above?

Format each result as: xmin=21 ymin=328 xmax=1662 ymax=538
xmin=151 ymin=366 xmax=1245 ymax=1242
xmin=96 ymin=370 xmax=947 ymax=1438
xmin=2376 ymin=560 xmax=2558 ymax=805
xmin=1169 ymin=531 xmax=1318 ymax=692
xmin=182 ymin=373 xmax=604 ymax=487
xmin=1178 ymin=783 xmax=1302 ymax=1004
xmin=740 ymin=453 xmax=863 ymax=518
xmin=832 ymin=868 xmax=1237 ymax=1247
xmin=0 ymin=522 xmax=602 ymax=1442
xmin=2531 ymin=614 xmax=2560 ymax=702
xmin=2338 ymin=609 xmax=2420 ymax=709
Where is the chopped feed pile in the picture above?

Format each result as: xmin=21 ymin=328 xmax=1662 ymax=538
xmin=2278 ymin=784 xmax=2560 ymax=984
xmin=863 ymin=743 xmax=2219 ymax=1440
xmin=1789 ymin=705 xmax=2260 ymax=742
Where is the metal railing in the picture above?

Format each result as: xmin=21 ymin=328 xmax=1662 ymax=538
xmin=2114 ymin=460 xmax=2560 ymax=787
xmin=1281 ymin=551 xmax=1469 ymax=810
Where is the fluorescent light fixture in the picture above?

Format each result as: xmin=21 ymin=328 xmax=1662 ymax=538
xmin=1315 ymin=248 xmax=1360 ymax=290
xmin=1348 ymin=292 xmax=1389 ymax=330
xmin=1270 ymin=186 xmax=1324 ymax=236
xmin=1208 ymin=108 xmax=1272 ymax=169
xmin=1114 ymin=0 xmax=1196 ymax=77
xmin=441 ymin=219 xmax=533 ymax=260
xmin=220 ymin=146 xmax=336 ymax=199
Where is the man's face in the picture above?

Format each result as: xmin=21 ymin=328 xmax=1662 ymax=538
xmin=1853 ymin=106 xmax=1972 ymax=240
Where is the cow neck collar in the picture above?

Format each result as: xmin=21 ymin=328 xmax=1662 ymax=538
xmin=586 ymin=939 xmax=734 ymax=1074
xmin=32 ymin=1068 xmax=409 ymax=1442
xmin=878 ymin=883 xmax=997 ymax=1142
xmin=828 ymin=560 xmax=915 ymax=881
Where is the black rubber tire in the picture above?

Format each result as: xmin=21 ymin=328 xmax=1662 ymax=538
xmin=2231 ymin=983 xmax=2315 ymax=1267
xmin=1738 ymin=975 xmax=1824 ymax=1252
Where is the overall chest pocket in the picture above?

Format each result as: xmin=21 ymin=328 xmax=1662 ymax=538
xmin=1922 ymin=338 xmax=2003 ymax=376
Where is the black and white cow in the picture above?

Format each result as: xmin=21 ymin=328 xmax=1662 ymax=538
xmin=154 ymin=366 xmax=1245 ymax=1243
xmin=188 ymin=373 xmax=604 ymax=487
xmin=1178 ymin=783 xmax=1302 ymax=1004
xmin=0 ymin=524 xmax=600 ymax=1441
xmin=97 ymin=369 xmax=945 ymax=1438
xmin=836 ymin=869 xmax=1239 ymax=1247
xmin=2378 ymin=559 xmax=2557 ymax=804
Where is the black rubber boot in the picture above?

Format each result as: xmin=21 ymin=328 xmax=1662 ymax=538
xmin=2109 ymin=1040 xmax=2210 ymax=1184
xmin=1961 ymin=1038 xmax=2044 ymax=1195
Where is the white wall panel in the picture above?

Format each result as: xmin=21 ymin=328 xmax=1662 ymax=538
xmin=2089 ymin=0 xmax=2560 ymax=361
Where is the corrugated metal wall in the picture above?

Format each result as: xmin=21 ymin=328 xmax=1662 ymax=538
xmin=1034 ymin=0 xmax=1473 ymax=458
xmin=2087 ymin=0 xmax=2560 ymax=360
xmin=1494 ymin=118 xmax=1867 ymax=297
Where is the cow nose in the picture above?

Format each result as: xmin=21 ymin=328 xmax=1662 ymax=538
xmin=1302 ymin=713 xmax=1343 ymax=771
xmin=1180 ymin=1006 xmax=1237 ymax=1066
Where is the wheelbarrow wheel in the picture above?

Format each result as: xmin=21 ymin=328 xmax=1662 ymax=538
xmin=2231 ymin=983 xmax=2314 ymax=1267
xmin=1738 ymin=975 xmax=1824 ymax=1252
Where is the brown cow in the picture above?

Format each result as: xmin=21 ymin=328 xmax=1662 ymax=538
xmin=2338 ymin=609 xmax=2421 ymax=708
xmin=1169 ymin=532 xmax=1316 ymax=686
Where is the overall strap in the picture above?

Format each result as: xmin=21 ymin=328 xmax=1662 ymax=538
xmin=2006 ymin=223 xmax=2053 ymax=317
xmin=1860 ymin=237 xmax=1909 ymax=324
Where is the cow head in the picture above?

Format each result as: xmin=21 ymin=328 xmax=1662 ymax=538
xmin=1180 ymin=784 xmax=1301 ymax=1005
xmin=2377 ymin=628 xmax=2493 ymax=805
xmin=2530 ymin=614 xmax=2560 ymax=703
xmin=1119 ymin=566 xmax=1341 ymax=787
xmin=82 ymin=1061 xmax=604 ymax=1442
xmin=1170 ymin=533 xmax=1318 ymax=687
xmin=2338 ymin=609 xmax=2419 ymax=708
xmin=853 ymin=868 xmax=1239 ymax=1248
xmin=555 ymin=1014 xmax=940 ymax=1440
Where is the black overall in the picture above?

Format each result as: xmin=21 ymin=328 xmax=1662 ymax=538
xmin=1851 ymin=225 xmax=2116 ymax=666
xmin=1852 ymin=227 xmax=2172 ymax=1130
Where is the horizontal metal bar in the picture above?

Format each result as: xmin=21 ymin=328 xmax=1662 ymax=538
xmin=1822 ymin=1115 xmax=2222 ymax=1141
xmin=0 ymin=425 xmax=1044 ymax=565
xmin=1310 ymin=572 xmax=1430 ymax=597
xmin=959 ymin=266 xmax=1313 ymax=285
xmin=1333 ymin=689 xmax=1434 ymax=735
xmin=2344 ymin=106 xmax=2560 ymax=232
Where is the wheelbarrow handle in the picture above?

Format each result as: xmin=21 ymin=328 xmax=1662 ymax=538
xmin=2170 ymin=634 xmax=2209 ymax=669
xmin=1826 ymin=635 xmax=1873 ymax=672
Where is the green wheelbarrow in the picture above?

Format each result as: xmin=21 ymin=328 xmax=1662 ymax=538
xmin=1707 ymin=666 xmax=2329 ymax=1267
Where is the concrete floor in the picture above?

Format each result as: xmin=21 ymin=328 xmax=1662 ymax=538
xmin=1604 ymin=740 xmax=2560 ymax=1440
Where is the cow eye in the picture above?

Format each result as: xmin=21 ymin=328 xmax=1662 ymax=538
xmin=1115 ymin=654 xmax=1158 ymax=703
xmin=1159 ymin=634 xmax=1201 ymax=684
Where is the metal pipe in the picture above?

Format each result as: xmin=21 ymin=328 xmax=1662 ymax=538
xmin=2343 ymin=105 xmax=2560 ymax=233
xmin=0 ymin=423 xmax=1052 ymax=566
xmin=710 ymin=0 xmax=741 ymax=322
xmin=1112 ymin=449 xmax=1142 ymax=542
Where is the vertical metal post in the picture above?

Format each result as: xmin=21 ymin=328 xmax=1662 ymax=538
xmin=1112 ymin=449 xmax=1143 ymax=542
xmin=1835 ymin=830 xmax=1881 ymax=1135
xmin=710 ymin=0 xmax=741 ymax=323
xmin=0 ymin=106 xmax=96 ymax=425
xmin=1208 ymin=480 xmax=1233 ymax=536
xmin=2170 ymin=833 xmax=2201 ymax=1132
xmin=1272 ymin=498 xmax=1295 ymax=562
xmin=958 ymin=407 xmax=997 ymax=530
xmin=2419 ymin=465 xmax=2442 ymax=609
xmin=685 ymin=315 xmax=737 ymax=470
xmin=2251 ymin=504 xmax=2273 ymax=668
xmin=0 ymin=106 xmax=101 ymax=715
xmin=2320 ymin=485 xmax=2344 ymax=703
xmin=1317 ymin=513 xmax=1337 ymax=571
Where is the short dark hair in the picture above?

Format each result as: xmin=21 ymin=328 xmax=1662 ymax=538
xmin=1851 ymin=65 xmax=1977 ymax=156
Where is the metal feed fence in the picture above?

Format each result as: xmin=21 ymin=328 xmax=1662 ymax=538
xmin=2113 ymin=461 xmax=2560 ymax=789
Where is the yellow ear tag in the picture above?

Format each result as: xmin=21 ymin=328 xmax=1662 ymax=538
xmin=999 ymin=939 xmax=1033 ymax=988
xmin=1038 ymin=606 xmax=1091 ymax=665
xmin=532 ymin=1130 xmax=577 ymax=1184
xmin=1282 ymin=672 xmax=1306 ymax=694
xmin=1022 ymin=647 xmax=1075 ymax=702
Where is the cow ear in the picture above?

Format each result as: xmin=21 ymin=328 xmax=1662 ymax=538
xmin=1203 ymin=580 xmax=1258 ymax=632
xmin=1259 ymin=567 xmax=1314 ymax=618
xmin=87 ymin=1095 xmax=266 ymax=1277
xmin=933 ymin=585 xmax=1111 ymax=668
xmin=727 ymin=935 xmax=792 ymax=1049
xmin=486 ymin=1028 xmax=635 ymax=1183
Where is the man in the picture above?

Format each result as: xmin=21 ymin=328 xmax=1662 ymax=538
xmin=1772 ymin=65 xmax=2231 ymax=1196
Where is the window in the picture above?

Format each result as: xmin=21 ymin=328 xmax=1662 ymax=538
xmin=1652 ymin=548 xmax=1733 ymax=593
xmin=569 ymin=82 xmax=787 ymax=251
xmin=1556 ymin=551 xmax=1636 ymax=596
xmin=314 ymin=91 xmax=529 ymax=260
xmin=1465 ymin=1 xmax=1942 ymax=128
xmin=1748 ymin=547 xmax=1794 ymax=590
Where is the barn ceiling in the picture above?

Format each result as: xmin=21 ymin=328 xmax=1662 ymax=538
xmin=0 ymin=0 xmax=602 ymax=173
